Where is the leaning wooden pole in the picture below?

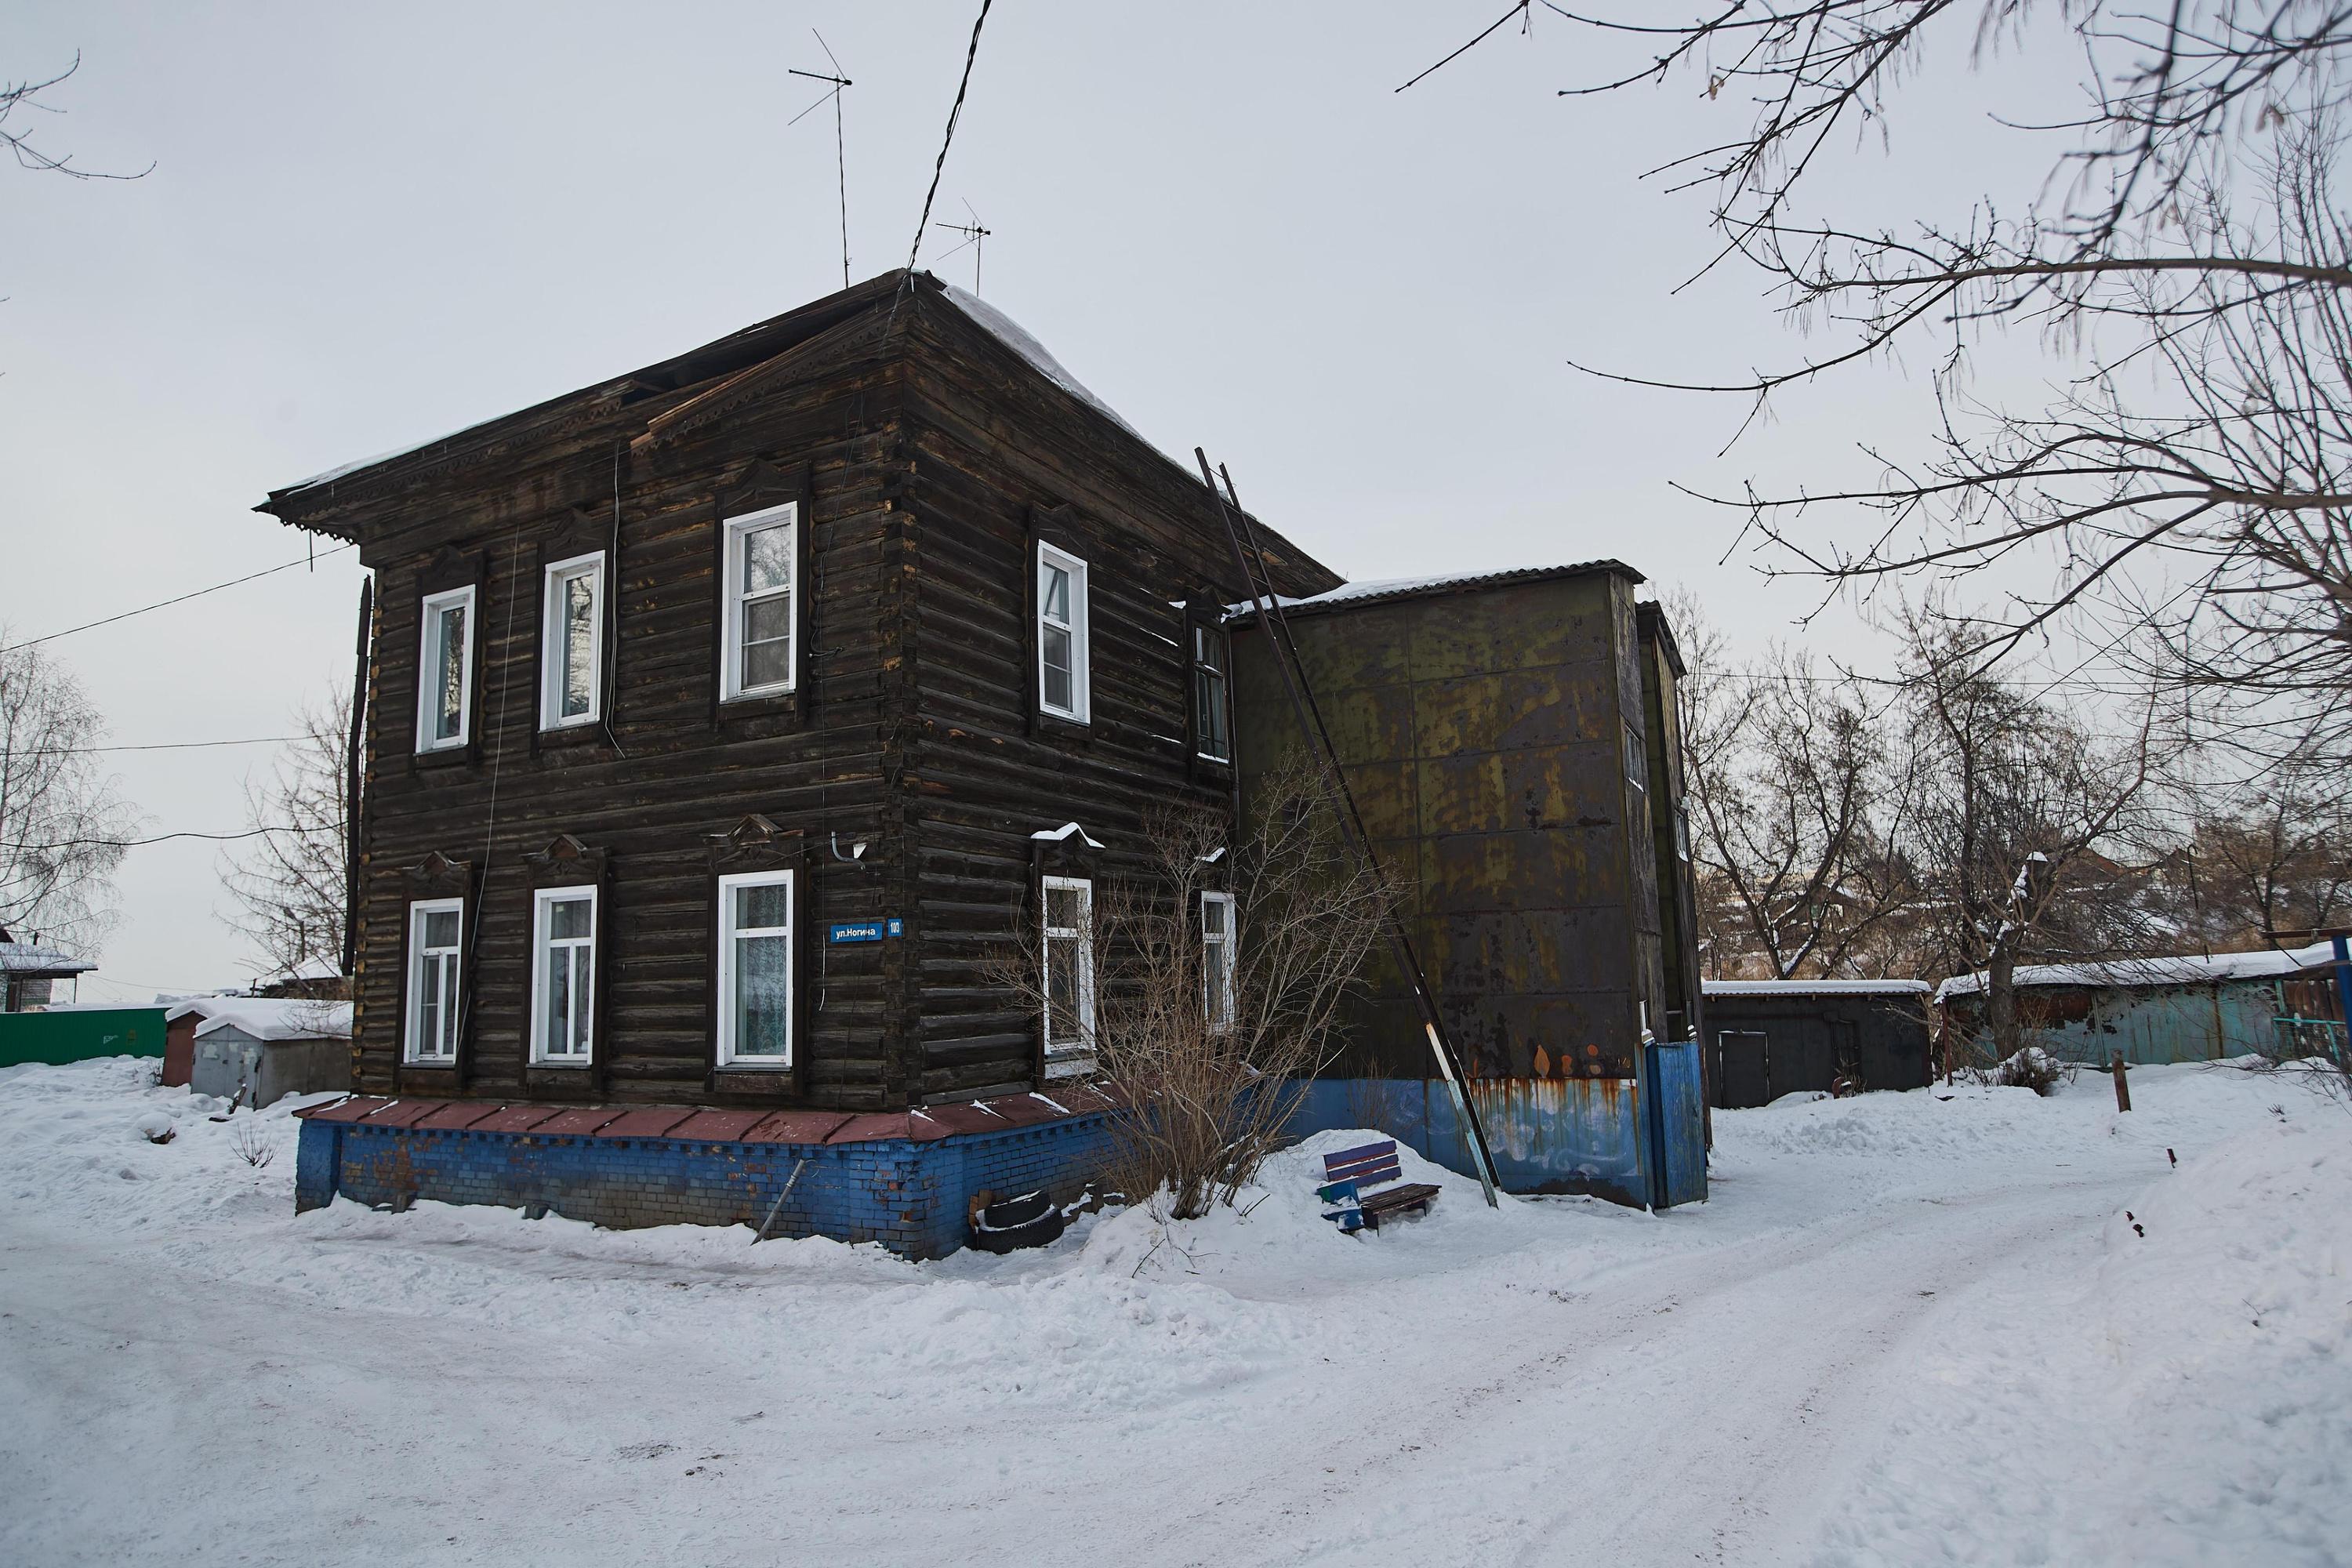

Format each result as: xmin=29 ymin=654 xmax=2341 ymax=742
xmin=1197 ymin=448 xmax=1500 ymax=1207
xmin=342 ymin=575 xmax=372 ymax=980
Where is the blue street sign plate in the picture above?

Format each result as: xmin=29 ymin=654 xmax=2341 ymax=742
xmin=829 ymin=920 xmax=900 ymax=944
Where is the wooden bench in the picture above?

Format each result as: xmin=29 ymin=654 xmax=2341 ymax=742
xmin=1317 ymin=1139 xmax=1440 ymax=1234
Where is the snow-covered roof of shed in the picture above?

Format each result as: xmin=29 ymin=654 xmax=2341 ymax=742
xmin=1704 ymin=979 xmax=1930 ymax=997
xmin=0 ymin=938 xmax=96 ymax=978
xmin=164 ymin=996 xmax=353 ymax=1041
xmin=1225 ymin=561 xmax=1641 ymax=622
xmin=1933 ymin=942 xmax=2340 ymax=1003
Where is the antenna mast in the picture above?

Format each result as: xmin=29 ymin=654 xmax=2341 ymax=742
xmin=788 ymin=31 xmax=853 ymax=289
xmin=934 ymin=199 xmax=992 ymax=294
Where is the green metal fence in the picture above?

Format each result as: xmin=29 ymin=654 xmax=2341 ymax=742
xmin=0 ymin=1007 xmax=168 ymax=1069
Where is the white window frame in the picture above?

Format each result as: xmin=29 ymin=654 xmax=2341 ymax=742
xmin=416 ymin=585 xmax=477 ymax=753
xmin=529 ymin=884 xmax=598 ymax=1067
xmin=716 ymin=869 xmax=795 ymax=1069
xmin=1040 ymin=873 xmax=1097 ymax=1058
xmin=539 ymin=551 xmax=605 ymax=731
xmin=720 ymin=502 xmax=798 ymax=702
xmin=1200 ymin=890 xmax=1236 ymax=1034
xmin=1036 ymin=541 xmax=1091 ymax=724
xmin=404 ymin=898 xmax=463 ymax=1064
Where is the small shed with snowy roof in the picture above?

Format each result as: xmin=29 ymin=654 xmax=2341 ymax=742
xmin=1933 ymin=942 xmax=2347 ymax=1067
xmin=165 ymin=997 xmax=352 ymax=1109
xmin=1700 ymin=979 xmax=1933 ymax=1107
xmin=0 ymin=928 xmax=97 ymax=1014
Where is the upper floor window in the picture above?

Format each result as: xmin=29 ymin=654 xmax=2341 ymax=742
xmin=1201 ymin=890 xmax=1236 ymax=1033
xmin=416 ymin=586 xmax=476 ymax=753
xmin=1036 ymin=542 xmax=1091 ymax=723
xmin=1041 ymin=874 xmax=1096 ymax=1058
xmin=1192 ymin=623 xmax=1231 ymax=764
xmin=540 ymin=553 xmax=605 ymax=730
xmin=717 ymin=870 xmax=794 ymax=1068
xmin=530 ymin=885 xmax=597 ymax=1065
xmin=405 ymin=898 xmax=463 ymax=1063
xmin=721 ymin=503 xmax=797 ymax=701
xmin=1623 ymin=721 xmax=1648 ymax=793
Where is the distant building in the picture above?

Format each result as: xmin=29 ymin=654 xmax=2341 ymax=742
xmin=1934 ymin=942 xmax=2347 ymax=1065
xmin=1701 ymin=980 xmax=1933 ymax=1106
xmin=163 ymin=998 xmax=354 ymax=1109
xmin=0 ymin=929 xmax=96 ymax=1014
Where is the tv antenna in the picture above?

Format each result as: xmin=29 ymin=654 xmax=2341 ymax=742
xmin=788 ymin=31 xmax=853 ymax=289
xmin=933 ymin=199 xmax=992 ymax=295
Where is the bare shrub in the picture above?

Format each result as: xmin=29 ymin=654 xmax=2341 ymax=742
xmin=996 ymin=764 xmax=1393 ymax=1220
xmin=1992 ymin=1045 xmax=2072 ymax=1098
xmin=229 ymin=1119 xmax=274 ymax=1170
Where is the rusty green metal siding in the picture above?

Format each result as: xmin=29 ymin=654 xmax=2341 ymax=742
xmin=1232 ymin=570 xmax=1704 ymax=1205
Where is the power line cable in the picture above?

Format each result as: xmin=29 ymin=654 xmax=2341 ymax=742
xmin=16 ymin=734 xmax=309 ymax=758
xmin=881 ymin=0 xmax=994 ymax=345
xmin=2 ymin=543 xmax=358 ymax=655
xmin=2 ymin=823 xmax=332 ymax=854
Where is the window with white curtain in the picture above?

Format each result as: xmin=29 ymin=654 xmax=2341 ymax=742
xmin=530 ymin=886 xmax=597 ymax=1065
xmin=1036 ymin=542 xmax=1090 ymax=722
xmin=720 ymin=503 xmax=797 ymax=700
xmin=1201 ymin=890 xmax=1236 ymax=1033
xmin=717 ymin=870 xmax=794 ymax=1067
xmin=416 ymin=586 xmax=476 ymax=752
xmin=405 ymin=899 xmax=463 ymax=1062
xmin=540 ymin=552 xmax=604 ymax=729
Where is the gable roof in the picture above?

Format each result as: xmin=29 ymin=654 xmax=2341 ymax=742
xmin=256 ymin=271 xmax=1302 ymax=570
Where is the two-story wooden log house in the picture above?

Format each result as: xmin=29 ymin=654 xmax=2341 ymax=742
xmin=270 ymin=270 xmax=1706 ymax=1253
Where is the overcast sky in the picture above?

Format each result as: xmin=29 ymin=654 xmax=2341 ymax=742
xmin=2 ymin=2 xmax=2083 ymax=999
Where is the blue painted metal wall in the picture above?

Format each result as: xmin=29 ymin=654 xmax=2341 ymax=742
xmin=1643 ymin=1039 xmax=1708 ymax=1207
xmin=295 ymin=1112 xmax=1115 ymax=1260
xmin=1284 ymin=1073 xmax=1701 ymax=1209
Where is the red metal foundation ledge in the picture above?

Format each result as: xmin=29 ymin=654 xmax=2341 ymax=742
xmin=290 ymin=1086 xmax=1127 ymax=1258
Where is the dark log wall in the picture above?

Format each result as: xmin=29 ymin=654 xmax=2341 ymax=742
xmin=321 ymin=326 xmax=918 ymax=1110
xmin=270 ymin=278 xmax=1343 ymax=1113
xmin=1229 ymin=571 xmax=1661 ymax=1083
xmin=895 ymin=300 xmax=1341 ymax=1104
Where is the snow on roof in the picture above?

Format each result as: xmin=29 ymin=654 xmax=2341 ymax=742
xmin=1225 ymin=562 xmax=1639 ymax=621
xmin=164 ymin=996 xmax=353 ymax=1041
xmin=1705 ymin=979 xmax=1931 ymax=997
xmin=938 ymin=285 xmax=1148 ymax=445
xmin=1933 ymin=942 xmax=2342 ymax=1003
xmin=0 ymin=939 xmax=96 ymax=978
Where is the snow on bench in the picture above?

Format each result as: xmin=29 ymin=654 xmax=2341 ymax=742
xmin=1317 ymin=1138 xmax=1439 ymax=1234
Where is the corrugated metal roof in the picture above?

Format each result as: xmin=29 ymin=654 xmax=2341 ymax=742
xmin=1934 ymin=942 xmax=2342 ymax=1003
xmin=0 ymin=941 xmax=96 ymax=978
xmin=1225 ymin=561 xmax=1641 ymax=622
xmin=1704 ymin=979 xmax=1930 ymax=997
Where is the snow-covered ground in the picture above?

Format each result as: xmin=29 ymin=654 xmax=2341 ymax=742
xmin=2 ymin=1058 xmax=2345 ymax=1566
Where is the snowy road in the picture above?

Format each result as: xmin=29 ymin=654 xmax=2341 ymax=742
xmin=3 ymin=1059 xmax=2346 ymax=1566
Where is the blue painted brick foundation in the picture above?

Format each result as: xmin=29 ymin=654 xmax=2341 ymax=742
xmin=296 ymin=1113 xmax=1116 ymax=1259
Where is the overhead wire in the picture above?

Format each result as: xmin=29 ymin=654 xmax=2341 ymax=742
xmin=2 ymin=541 xmax=358 ymax=655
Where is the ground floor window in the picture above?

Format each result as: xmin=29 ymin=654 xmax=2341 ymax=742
xmin=405 ymin=898 xmax=463 ymax=1063
xmin=717 ymin=869 xmax=793 ymax=1066
xmin=531 ymin=885 xmax=597 ymax=1065
xmin=1042 ymin=874 xmax=1096 ymax=1062
xmin=1201 ymin=890 xmax=1236 ymax=1033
